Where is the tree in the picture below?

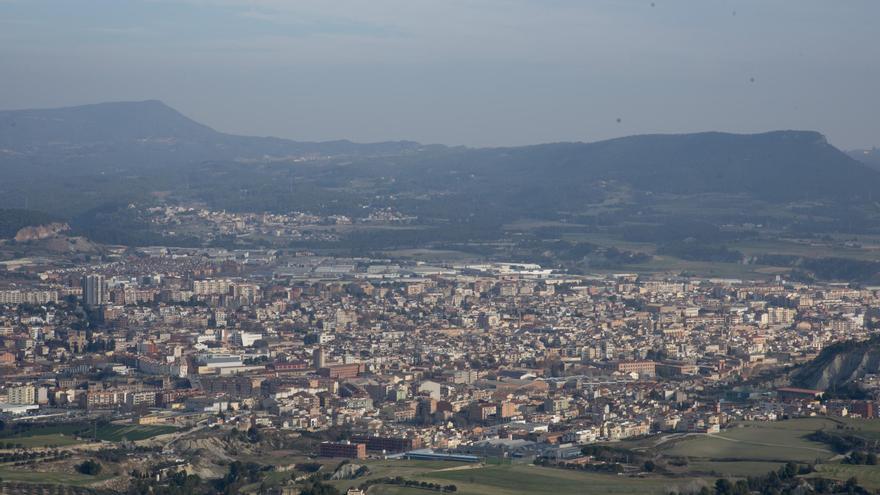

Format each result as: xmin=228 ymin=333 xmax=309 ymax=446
xmin=300 ymin=481 xmax=340 ymax=495
xmin=715 ymin=478 xmax=733 ymax=495
xmin=778 ymin=461 xmax=797 ymax=479
xmin=845 ymin=476 xmax=859 ymax=494
xmin=77 ymin=459 xmax=102 ymax=475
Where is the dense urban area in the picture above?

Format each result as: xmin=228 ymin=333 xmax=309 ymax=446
xmin=4 ymin=237 xmax=880 ymax=494
xmin=3 ymin=0 xmax=880 ymax=492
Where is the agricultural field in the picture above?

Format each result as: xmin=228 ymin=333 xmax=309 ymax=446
xmin=0 ymin=424 xmax=85 ymax=449
xmin=0 ymin=465 xmax=113 ymax=486
xmin=324 ymin=459 xmax=472 ymax=493
xmin=0 ymin=433 xmax=83 ymax=449
xmin=659 ymin=420 xmax=836 ymax=464
xmin=418 ymin=464 xmax=707 ymax=495
xmin=812 ymin=464 xmax=880 ymax=490
xmin=323 ymin=459 xmax=713 ymax=495
xmin=0 ymin=422 xmax=178 ymax=449
xmin=322 ymin=419 xmax=880 ymax=495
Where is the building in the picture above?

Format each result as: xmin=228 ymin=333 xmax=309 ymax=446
xmin=203 ymin=376 xmax=261 ymax=398
xmin=83 ymin=390 xmax=127 ymax=409
xmin=851 ymin=401 xmax=876 ymax=419
xmin=318 ymin=441 xmax=366 ymax=459
xmin=350 ymin=435 xmax=422 ymax=453
xmin=613 ymin=360 xmax=657 ymax=377
xmin=0 ymin=290 xmax=59 ymax=306
xmin=317 ymin=363 xmax=361 ymax=379
xmin=193 ymin=279 xmax=232 ymax=296
xmin=128 ymin=390 xmax=158 ymax=408
xmin=544 ymin=397 xmax=569 ymax=413
xmin=656 ymin=362 xmax=700 ymax=378
xmin=82 ymin=274 xmax=106 ymax=306
xmin=313 ymin=347 xmax=326 ymax=369
xmin=776 ymin=387 xmax=824 ymax=401
xmin=233 ymin=331 xmax=262 ymax=347
xmin=7 ymin=384 xmax=36 ymax=404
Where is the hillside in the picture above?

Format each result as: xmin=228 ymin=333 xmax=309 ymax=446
xmin=793 ymin=337 xmax=880 ymax=391
xmin=0 ymin=100 xmax=429 ymax=177
xmin=375 ymin=130 xmax=880 ymax=203
xmin=0 ymin=209 xmax=60 ymax=239
xmin=850 ymin=148 xmax=880 ymax=171
xmin=4 ymin=101 xmax=880 ymax=257
xmin=2 ymin=101 xmax=876 ymax=202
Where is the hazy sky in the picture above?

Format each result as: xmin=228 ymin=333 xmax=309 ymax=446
xmin=1 ymin=0 xmax=878 ymax=149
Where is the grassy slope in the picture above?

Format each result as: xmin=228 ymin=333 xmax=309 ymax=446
xmin=661 ymin=420 xmax=835 ymax=463
xmin=0 ymin=466 xmax=113 ymax=486
xmin=326 ymin=460 xmax=705 ymax=495
xmin=418 ymin=464 xmax=705 ymax=495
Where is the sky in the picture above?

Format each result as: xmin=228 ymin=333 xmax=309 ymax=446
xmin=0 ymin=0 xmax=878 ymax=149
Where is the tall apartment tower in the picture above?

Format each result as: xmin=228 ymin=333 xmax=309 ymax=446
xmin=82 ymin=274 xmax=105 ymax=307
xmin=313 ymin=347 xmax=326 ymax=369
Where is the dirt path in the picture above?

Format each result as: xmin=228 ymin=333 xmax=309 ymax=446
xmin=430 ymin=463 xmax=486 ymax=473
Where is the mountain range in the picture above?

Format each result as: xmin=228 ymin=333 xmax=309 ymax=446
xmin=2 ymin=100 xmax=880 ymax=257
xmin=0 ymin=100 xmax=432 ymax=178
xmin=2 ymin=100 xmax=875 ymax=200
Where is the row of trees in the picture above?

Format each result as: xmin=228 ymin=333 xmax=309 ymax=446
xmin=356 ymin=476 xmax=457 ymax=493
xmin=692 ymin=462 xmax=872 ymax=495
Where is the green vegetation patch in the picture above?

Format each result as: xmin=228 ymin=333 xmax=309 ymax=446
xmin=419 ymin=464 xmax=704 ymax=495
xmin=0 ymin=466 xmax=112 ymax=486
xmin=660 ymin=420 xmax=835 ymax=463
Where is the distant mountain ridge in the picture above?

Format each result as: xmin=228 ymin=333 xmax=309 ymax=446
xmin=1 ymin=100 xmax=879 ymax=227
xmin=413 ymin=129 xmax=875 ymax=201
xmin=0 ymin=100 xmax=216 ymax=146
xmin=0 ymin=100 xmax=432 ymax=176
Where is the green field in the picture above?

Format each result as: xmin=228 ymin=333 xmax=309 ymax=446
xmin=0 ymin=422 xmax=178 ymax=447
xmin=813 ymin=464 xmax=880 ymax=490
xmin=327 ymin=419 xmax=880 ymax=494
xmin=0 ymin=433 xmax=83 ymax=448
xmin=685 ymin=461 xmax=786 ymax=477
xmin=660 ymin=420 xmax=834 ymax=463
xmin=323 ymin=460 xmax=709 ymax=495
xmin=418 ymin=464 xmax=706 ymax=495
xmin=325 ymin=460 xmax=471 ymax=493
xmin=563 ymin=230 xmax=880 ymax=280
xmin=0 ymin=466 xmax=113 ymax=486
xmin=827 ymin=417 xmax=880 ymax=441
xmin=0 ymin=424 xmax=85 ymax=448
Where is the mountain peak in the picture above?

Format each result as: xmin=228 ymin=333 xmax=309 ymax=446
xmin=0 ymin=99 xmax=217 ymax=146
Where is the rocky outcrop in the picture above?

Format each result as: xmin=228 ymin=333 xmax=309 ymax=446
xmin=14 ymin=222 xmax=69 ymax=242
xmin=330 ymin=463 xmax=368 ymax=480
xmin=172 ymin=435 xmax=255 ymax=479
xmin=793 ymin=338 xmax=880 ymax=390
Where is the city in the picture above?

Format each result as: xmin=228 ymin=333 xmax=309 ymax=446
xmin=2 ymin=1 xmax=880 ymax=494
xmin=3 ymin=245 xmax=880 ymax=493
